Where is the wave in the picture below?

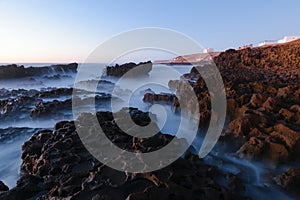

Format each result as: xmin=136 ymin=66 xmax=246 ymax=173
xmin=0 ymin=127 xmax=41 ymax=143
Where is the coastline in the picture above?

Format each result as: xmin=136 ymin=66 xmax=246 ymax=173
xmin=0 ymin=40 xmax=300 ymax=199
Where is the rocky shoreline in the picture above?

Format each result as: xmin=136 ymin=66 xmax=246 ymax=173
xmin=0 ymin=109 xmax=251 ymax=200
xmin=144 ymin=40 xmax=300 ymax=198
xmin=0 ymin=63 xmax=78 ymax=79
xmin=0 ymin=40 xmax=300 ymax=199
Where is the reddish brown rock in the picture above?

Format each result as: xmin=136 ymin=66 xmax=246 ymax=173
xmin=263 ymin=141 xmax=289 ymax=164
xmin=248 ymin=128 xmax=265 ymax=138
xmin=143 ymin=92 xmax=176 ymax=103
xmin=270 ymin=124 xmax=300 ymax=150
xmin=227 ymin=98 xmax=238 ymax=118
xmin=290 ymin=105 xmax=300 ymax=113
xmin=262 ymin=97 xmax=279 ymax=113
xmin=277 ymin=86 xmax=292 ymax=98
xmin=295 ymin=113 xmax=300 ymax=125
xmin=249 ymin=93 xmax=265 ymax=108
xmin=226 ymin=117 xmax=252 ymax=137
xmin=249 ymin=82 xmax=264 ymax=94
xmin=237 ymin=137 xmax=265 ymax=160
xmin=278 ymin=108 xmax=294 ymax=121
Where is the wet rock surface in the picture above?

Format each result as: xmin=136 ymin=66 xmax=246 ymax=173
xmin=0 ymin=128 xmax=41 ymax=143
xmin=0 ymin=87 xmax=113 ymax=122
xmin=214 ymin=41 xmax=300 ymax=197
xmin=143 ymin=92 xmax=176 ymax=104
xmin=137 ymin=42 xmax=300 ymax=198
xmin=216 ymin=45 xmax=300 ymax=165
xmin=167 ymin=41 xmax=300 ymax=164
xmin=0 ymin=63 xmax=78 ymax=79
xmin=156 ymin=40 xmax=300 ymax=198
xmin=274 ymin=168 xmax=300 ymax=193
xmin=1 ymin=40 xmax=300 ymax=199
xmin=0 ymin=181 xmax=9 ymax=191
xmin=0 ymin=109 xmax=249 ymax=200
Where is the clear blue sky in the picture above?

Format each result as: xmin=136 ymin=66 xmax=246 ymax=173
xmin=0 ymin=0 xmax=300 ymax=63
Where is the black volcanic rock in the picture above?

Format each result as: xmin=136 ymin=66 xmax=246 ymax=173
xmin=274 ymin=168 xmax=300 ymax=192
xmin=30 ymin=99 xmax=72 ymax=118
xmin=0 ymin=181 xmax=9 ymax=191
xmin=0 ymin=64 xmax=26 ymax=79
xmin=0 ymin=63 xmax=78 ymax=79
xmin=0 ymin=109 xmax=249 ymax=200
xmin=143 ymin=92 xmax=176 ymax=103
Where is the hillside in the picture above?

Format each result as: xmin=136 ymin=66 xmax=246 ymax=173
xmin=168 ymin=39 xmax=300 ymax=197
xmin=214 ymin=39 xmax=300 ymax=70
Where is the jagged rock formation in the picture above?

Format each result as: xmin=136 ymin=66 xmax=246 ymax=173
xmin=0 ymin=63 xmax=78 ymax=79
xmin=106 ymin=61 xmax=152 ymax=77
xmin=0 ymin=109 xmax=248 ymax=200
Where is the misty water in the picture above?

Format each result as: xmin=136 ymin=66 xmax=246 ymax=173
xmin=0 ymin=63 xmax=195 ymax=188
xmin=0 ymin=63 xmax=294 ymax=199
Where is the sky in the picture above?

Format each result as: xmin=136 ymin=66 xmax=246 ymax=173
xmin=0 ymin=0 xmax=300 ymax=63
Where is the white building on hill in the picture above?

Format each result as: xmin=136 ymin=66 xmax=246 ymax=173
xmin=258 ymin=36 xmax=300 ymax=47
xmin=277 ymin=36 xmax=300 ymax=44
xmin=203 ymin=48 xmax=214 ymax=53
xmin=258 ymin=40 xmax=277 ymax=47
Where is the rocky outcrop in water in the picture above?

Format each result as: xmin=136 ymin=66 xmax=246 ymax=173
xmin=143 ymin=92 xmax=176 ymax=103
xmin=0 ymin=109 xmax=249 ymax=200
xmin=211 ymin=41 xmax=300 ymax=196
xmin=0 ymin=63 xmax=78 ymax=79
xmin=1 ymin=39 xmax=300 ymax=199
xmin=167 ymin=67 xmax=212 ymax=127
xmin=156 ymin=40 xmax=300 ymax=197
xmin=106 ymin=61 xmax=152 ymax=77
xmin=30 ymin=99 xmax=72 ymax=118
xmin=274 ymin=168 xmax=300 ymax=193
xmin=215 ymin=42 xmax=300 ymax=165
xmin=166 ymin=40 xmax=300 ymax=164
xmin=0 ymin=181 xmax=9 ymax=192
xmin=0 ymin=87 xmax=112 ymax=123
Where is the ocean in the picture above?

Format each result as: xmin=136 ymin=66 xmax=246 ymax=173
xmin=0 ymin=63 xmax=293 ymax=200
xmin=0 ymin=63 xmax=195 ymax=188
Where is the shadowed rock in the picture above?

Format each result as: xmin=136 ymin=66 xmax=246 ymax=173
xmin=0 ymin=109 xmax=249 ymax=200
xmin=106 ymin=61 xmax=152 ymax=77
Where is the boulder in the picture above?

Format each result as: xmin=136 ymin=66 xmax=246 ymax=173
xmin=290 ymin=105 xmax=300 ymax=113
xmin=249 ymin=93 xmax=265 ymax=108
xmin=278 ymin=108 xmax=294 ymax=121
xmin=0 ymin=109 xmax=250 ymax=199
xmin=274 ymin=168 xmax=300 ymax=192
xmin=270 ymin=124 xmax=300 ymax=150
xmin=226 ymin=117 xmax=252 ymax=137
xmin=143 ymin=92 xmax=176 ymax=103
xmin=0 ymin=181 xmax=9 ymax=191
xmin=106 ymin=61 xmax=152 ymax=77
xmin=262 ymin=97 xmax=279 ymax=113
xmin=277 ymin=86 xmax=292 ymax=98
xmin=227 ymin=98 xmax=238 ymax=118
xmin=263 ymin=141 xmax=289 ymax=164
xmin=292 ymin=139 xmax=300 ymax=162
xmin=237 ymin=137 xmax=265 ymax=160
